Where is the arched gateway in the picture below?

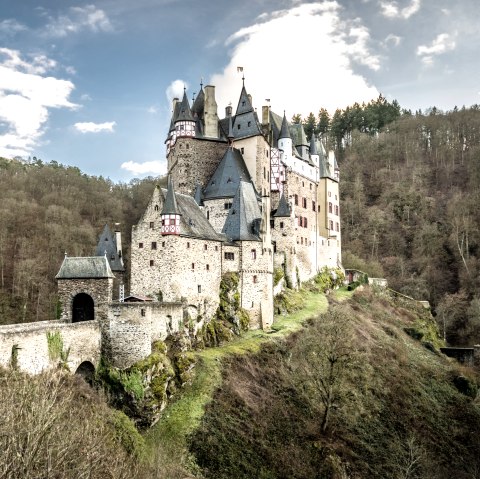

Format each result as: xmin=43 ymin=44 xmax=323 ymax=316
xmin=72 ymin=293 xmax=95 ymax=322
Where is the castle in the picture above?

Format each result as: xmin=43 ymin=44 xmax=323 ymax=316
xmin=0 ymin=80 xmax=342 ymax=374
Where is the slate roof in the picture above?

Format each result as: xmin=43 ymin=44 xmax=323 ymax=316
xmin=290 ymin=123 xmax=308 ymax=147
xmin=161 ymin=176 xmax=181 ymax=215
xmin=191 ymin=86 xmax=204 ymax=118
xmin=309 ymin=134 xmax=318 ymax=155
xmin=56 ymin=256 xmax=115 ymax=279
xmin=95 ymin=224 xmax=124 ymax=272
xmin=175 ymin=90 xmax=194 ymax=122
xmin=203 ymin=148 xmax=254 ymax=200
xmin=273 ymin=192 xmax=291 ymax=217
xmin=222 ymin=181 xmax=262 ymax=242
xmin=279 ymin=113 xmax=291 ymax=139
xmin=161 ymin=188 xmax=223 ymax=241
xmin=235 ymin=85 xmax=254 ymax=115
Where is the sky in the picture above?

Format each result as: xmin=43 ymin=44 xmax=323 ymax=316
xmin=0 ymin=0 xmax=479 ymax=182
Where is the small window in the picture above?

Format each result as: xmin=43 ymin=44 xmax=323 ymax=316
xmin=154 ymin=205 xmax=159 ymax=211
xmin=187 ymin=242 xmax=190 ymax=248
xmin=139 ymin=242 xmax=144 ymax=248
xmin=302 ymin=181 xmax=304 ymax=187
xmin=224 ymin=202 xmax=232 ymax=210
xmin=204 ymin=244 xmax=208 ymax=251
xmin=248 ymin=121 xmax=251 ymax=127
xmin=224 ymin=252 xmax=235 ymax=260
xmin=206 ymin=210 xmax=210 ymax=220
xmin=141 ymin=309 xmax=146 ymax=317
xmin=253 ymin=275 xmax=258 ymax=284
xmin=294 ymin=194 xmax=298 ymax=205
xmin=301 ymin=237 xmax=303 ymax=245
xmin=162 ymin=241 xmax=165 ymax=247
xmin=152 ymin=242 xmax=157 ymax=250
xmin=304 ymin=217 xmax=308 ymax=228
xmin=198 ymin=285 xmax=202 ymax=293
xmin=312 ymin=201 xmax=316 ymax=212
xmin=329 ymin=202 xmax=333 ymax=213
xmin=299 ymin=216 xmax=303 ymax=227
xmin=241 ymin=147 xmax=244 ymax=154
xmin=237 ymin=124 xmax=241 ymax=130
xmin=328 ymin=191 xmax=332 ymax=197
xmin=310 ymin=183 xmax=312 ymax=190
xmin=335 ymin=205 xmax=339 ymax=215
xmin=192 ymin=263 xmax=195 ymax=270
xmin=206 ymin=264 xmax=210 ymax=271
xmin=215 ymin=245 xmax=219 ymax=251
xmin=302 ymin=197 xmax=307 ymax=208
xmin=280 ymin=221 xmax=284 ymax=229
xmin=149 ymin=222 xmax=154 ymax=229
xmin=318 ymin=205 xmax=321 ymax=213
xmin=329 ymin=220 xmax=334 ymax=230
xmin=336 ymin=222 xmax=340 ymax=232
xmin=150 ymin=260 xmax=154 ymax=266
xmin=251 ymin=249 xmax=256 ymax=260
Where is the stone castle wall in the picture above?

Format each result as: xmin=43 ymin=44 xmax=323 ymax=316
xmin=203 ymin=198 xmax=230 ymax=233
xmin=238 ymin=240 xmax=273 ymax=329
xmin=0 ymin=320 xmax=101 ymax=374
xmin=57 ymin=277 xmax=113 ymax=323
xmin=168 ymin=138 xmax=228 ymax=194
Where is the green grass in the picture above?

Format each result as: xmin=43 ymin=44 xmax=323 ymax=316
xmin=332 ymin=286 xmax=354 ymax=302
xmin=144 ymin=289 xmax=328 ymax=474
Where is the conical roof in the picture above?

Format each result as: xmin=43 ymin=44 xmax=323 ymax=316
xmin=191 ymin=85 xmax=205 ymax=117
xmin=222 ymin=181 xmax=262 ymax=241
xmin=273 ymin=192 xmax=291 ymax=217
xmin=279 ymin=112 xmax=291 ymax=139
xmin=176 ymin=90 xmax=194 ymax=122
xmin=203 ymin=148 xmax=253 ymax=200
xmin=194 ymin=183 xmax=203 ymax=205
xmin=161 ymin=176 xmax=181 ymax=215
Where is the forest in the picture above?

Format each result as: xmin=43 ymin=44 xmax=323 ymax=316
xmin=1 ymin=99 xmax=480 ymax=346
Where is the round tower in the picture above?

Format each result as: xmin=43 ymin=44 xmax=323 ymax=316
xmin=175 ymin=88 xmax=196 ymax=138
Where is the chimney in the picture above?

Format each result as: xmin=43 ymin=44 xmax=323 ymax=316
xmin=262 ymin=105 xmax=270 ymax=126
xmin=204 ymin=85 xmax=219 ymax=138
xmin=247 ymin=94 xmax=252 ymax=106
xmin=225 ymin=103 xmax=232 ymax=117
xmin=172 ymin=97 xmax=179 ymax=114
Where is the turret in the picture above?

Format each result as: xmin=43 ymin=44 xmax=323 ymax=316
xmin=161 ymin=176 xmax=181 ymax=235
xmin=174 ymin=89 xmax=195 ymax=138
xmin=309 ymin=134 xmax=319 ymax=169
xmin=278 ymin=112 xmax=292 ymax=166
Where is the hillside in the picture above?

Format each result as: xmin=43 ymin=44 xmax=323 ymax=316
xmin=187 ymin=288 xmax=480 ymax=479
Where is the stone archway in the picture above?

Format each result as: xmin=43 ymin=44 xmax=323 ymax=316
xmin=72 ymin=293 xmax=94 ymax=322
xmin=75 ymin=361 xmax=95 ymax=384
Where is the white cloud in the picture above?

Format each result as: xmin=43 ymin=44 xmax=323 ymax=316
xmin=380 ymin=0 xmax=420 ymax=19
xmin=384 ymin=34 xmax=402 ymax=47
xmin=166 ymin=79 xmax=187 ymax=103
xmin=0 ymin=48 xmax=78 ymax=158
xmin=74 ymin=121 xmax=116 ymax=133
xmin=147 ymin=106 xmax=158 ymax=114
xmin=210 ymin=2 xmax=379 ymax=117
xmin=121 ymin=160 xmax=167 ymax=176
xmin=0 ymin=19 xmax=27 ymax=36
xmin=417 ymin=33 xmax=456 ymax=65
xmin=44 ymin=5 xmax=113 ymax=37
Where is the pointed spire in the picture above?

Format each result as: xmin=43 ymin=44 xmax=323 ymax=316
xmin=235 ymin=84 xmax=254 ymax=115
xmin=309 ymin=133 xmax=318 ymax=155
xmin=161 ymin=175 xmax=181 ymax=216
xmin=279 ymin=111 xmax=291 ymax=139
xmin=273 ymin=192 xmax=291 ymax=217
xmin=176 ymin=89 xmax=194 ymax=122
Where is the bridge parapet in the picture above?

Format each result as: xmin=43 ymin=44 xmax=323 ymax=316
xmin=0 ymin=320 xmax=101 ymax=374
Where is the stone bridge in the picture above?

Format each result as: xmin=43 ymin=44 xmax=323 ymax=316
xmin=0 ymin=319 xmax=101 ymax=375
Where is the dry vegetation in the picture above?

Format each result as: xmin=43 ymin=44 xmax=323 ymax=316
xmin=0 ymin=369 xmax=147 ymax=479
xmin=190 ymin=288 xmax=480 ymax=479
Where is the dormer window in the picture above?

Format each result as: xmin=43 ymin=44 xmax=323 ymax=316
xmin=238 ymin=124 xmax=241 ymax=130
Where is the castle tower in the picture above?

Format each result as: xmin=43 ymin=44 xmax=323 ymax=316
xmin=278 ymin=112 xmax=292 ymax=167
xmin=161 ymin=176 xmax=181 ymax=235
xmin=174 ymin=89 xmax=196 ymax=138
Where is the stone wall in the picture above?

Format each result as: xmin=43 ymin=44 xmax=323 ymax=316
xmin=238 ymin=240 xmax=273 ymax=329
xmin=0 ymin=320 xmax=101 ymax=374
xmin=131 ymin=229 xmax=223 ymax=320
xmin=57 ymin=277 xmax=113 ymax=323
xmin=203 ymin=198 xmax=230 ymax=233
xmin=168 ymin=137 xmax=228 ymax=194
